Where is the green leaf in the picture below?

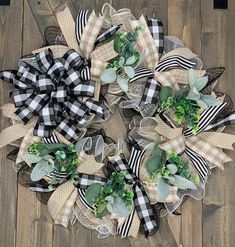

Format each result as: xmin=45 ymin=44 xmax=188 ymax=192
xmin=119 ymin=57 xmax=125 ymax=67
xmin=22 ymin=153 xmax=43 ymax=166
xmin=194 ymin=76 xmax=208 ymax=91
xmin=96 ymin=208 xmax=109 ymax=218
xmin=100 ymin=68 xmax=117 ymax=84
xmin=124 ymin=66 xmax=135 ymax=78
xmin=166 ymin=164 xmax=178 ymax=174
xmin=146 ymin=155 xmax=162 ymax=175
xmin=106 ymin=202 xmax=114 ymax=214
xmin=96 ymin=201 xmax=107 ymax=214
xmin=85 ymin=183 xmax=103 ymax=205
xmin=188 ymin=69 xmax=197 ymax=87
xmin=112 ymin=197 xmax=130 ymax=217
xmin=125 ymin=55 xmax=137 ymax=65
xmin=187 ymin=87 xmax=200 ymax=101
xmin=196 ymin=99 xmax=209 ymax=109
xmin=200 ymin=95 xmax=221 ymax=107
xmin=175 ymin=86 xmax=189 ymax=98
xmin=159 ymin=86 xmax=173 ymax=103
xmin=117 ymin=75 xmax=129 ymax=92
xmin=157 ymin=178 xmax=170 ymax=200
xmin=31 ymin=159 xmax=53 ymax=181
xmin=172 ymin=175 xmax=197 ymax=190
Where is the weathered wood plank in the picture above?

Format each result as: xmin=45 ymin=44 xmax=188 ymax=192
xmin=201 ymin=1 xmax=235 ymax=247
xmin=16 ymin=2 xmax=53 ymax=247
xmin=27 ymin=0 xmax=58 ymax=37
xmin=0 ymin=0 xmax=24 ymax=246
xmin=168 ymin=1 xmax=203 ymax=247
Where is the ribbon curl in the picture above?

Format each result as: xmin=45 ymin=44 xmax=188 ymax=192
xmin=0 ymin=48 xmax=108 ymax=142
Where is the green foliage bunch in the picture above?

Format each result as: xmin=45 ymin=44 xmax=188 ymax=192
xmin=146 ymin=141 xmax=200 ymax=200
xmin=23 ymin=142 xmax=79 ymax=182
xmin=85 ymin=171 xmax=134 ymax=218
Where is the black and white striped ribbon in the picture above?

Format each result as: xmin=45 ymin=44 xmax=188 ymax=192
xmin=109 ymin=146 xmax=158 ymax=238
xmin=94 ymin=25 xmax=121 ymax=46
xmin=204 ymin=111 xmax=235 ymax=131
xmin=184 ymin=102 xmax=228 ymax=137
xmin=185 ymin=147 xmax=211 ymax=180
xmin=76 ymin=10 xmax=89 ymax=44
xmin=129 ymin=67 xmax=154 ymax=83
xmin=156 ymin=55 xmax=196 ymax=72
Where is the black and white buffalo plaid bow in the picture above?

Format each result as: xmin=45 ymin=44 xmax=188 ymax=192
xmin=0 ymin=48 xmax=108 ymax=142
xmin=108 ymin=145 xmax=159 ymax=237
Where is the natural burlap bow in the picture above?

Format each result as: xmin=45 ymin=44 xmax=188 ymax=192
xmin=139 ymin=107 xmax=235 ymax=180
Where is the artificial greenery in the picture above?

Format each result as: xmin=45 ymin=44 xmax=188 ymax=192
xmin=22 ymin=142 xmax=79 ymax=182
xmin=159 ymin=69 xmax=221 ymax=133
xmin=187 ymin=69 xmax=221 ymax=108
xmin=85 ymin=171 xmax=134 ymax=218
xmin=100 ymin=26 xmax=144 ymax=92
xmin=146 ymin=141 xmax=200 ymax=200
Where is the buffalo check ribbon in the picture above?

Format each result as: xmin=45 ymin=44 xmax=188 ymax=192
xmin=0 ymin=48 xmax=108 ymax=142
xmin=149 ymin=103 xmax=235 ymax=179
xmin=109 ymin=146 xmax=159 ymax=238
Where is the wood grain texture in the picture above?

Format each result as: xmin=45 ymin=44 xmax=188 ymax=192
xmin=168 ymin=1 xmax=203 ymax=247
xmin=201 ymin=1 xmax=235 ymax=247
xmin=0 ymin=1 xmax=235 ymax=247
xmin=0 ymin=0 xmax=23 ymax=246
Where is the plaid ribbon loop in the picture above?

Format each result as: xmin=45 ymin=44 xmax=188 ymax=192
xmin=109 ymin=147 xmax=158 ymax=237
xmin=158 ymin=103 xmax=231 ymax=179
xmin=0 ymin=48 xmax=108 ymax=142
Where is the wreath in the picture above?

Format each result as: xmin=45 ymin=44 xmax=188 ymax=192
xmin=0 ymin=3 xmax=235 ymax=239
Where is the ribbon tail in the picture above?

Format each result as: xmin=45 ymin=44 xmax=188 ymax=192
xmin=133 ymin=182 xmax=159 ymax=236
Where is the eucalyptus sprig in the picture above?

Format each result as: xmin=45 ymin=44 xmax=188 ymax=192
xmin=100 ymin=26 xmax=144 ymax=92
xmin=146 ymin=141 xmax=200 ymax=200
xmin=23 ymin=142 xmax=79 ymax=182
xmin=85 ymin=171 xmax=134 ymax=218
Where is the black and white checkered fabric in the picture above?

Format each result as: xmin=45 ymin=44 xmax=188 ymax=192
xmin=109 ymin=146 xmax=158 ymax=237
xmin=133 ymin=182 xmax=158 ymax=236
xmin=76 ymin=173 xmax=107 ymax=189
xmin=147 ymin=17 xmax=164 ymax=55
xmin=94 ymin=25 xmax=121 ymax=46
xmin=129 ymin=67 xmax=154 ymax=83
xmin=156 ymin=55 xmax=196 ymax=72
xmin=0 ymin=48 xmax=108 ymax=142
xmin=29 ymin=182 xmax=58 ymax=192
xmin=76 ymin=10 xmax=89 ymax=44
xmin=140 ymin=78 xmax=161 ymax=105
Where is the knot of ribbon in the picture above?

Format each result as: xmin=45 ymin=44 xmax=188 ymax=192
xmin=0 ymin=48 xmax=108 ymax=142
xmin=108 ymin=145 xmax=159 ymax=237
xmin=140 ymin=103 xmax=235 ymax=180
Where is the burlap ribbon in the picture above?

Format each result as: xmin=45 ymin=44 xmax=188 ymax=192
xmin=47 ymin=151 xmax=114 ymax=229
xmin=101 ymin=3 xmax=132 ymax=30
xmin=140 ymin=115 xmax=235 ymax=172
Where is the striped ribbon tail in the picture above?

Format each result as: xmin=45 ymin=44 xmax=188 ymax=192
xmin=128 ymin=145 xmax=146 ymax=177
xmin=185 ymin=147 xmax=211 ymax=180
xmin=77 ymin=188 xmax=95 ymax=210
xmin=184 ymin=102 xmax=228 ymax=137
xmin=76 ymin=10 xmax=89 ymax=44
xmin=117 ymin=209 xmax=136 ymax=237
xmin=94 ymin=25 xmax=121 ymax=46
xmin=205 ymin=111 xmax=235 ymax=131
xmin=129 ymin=67 xmax=154 ymax=83
xmin=156 ymin=55 xmax=196 ymax=71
